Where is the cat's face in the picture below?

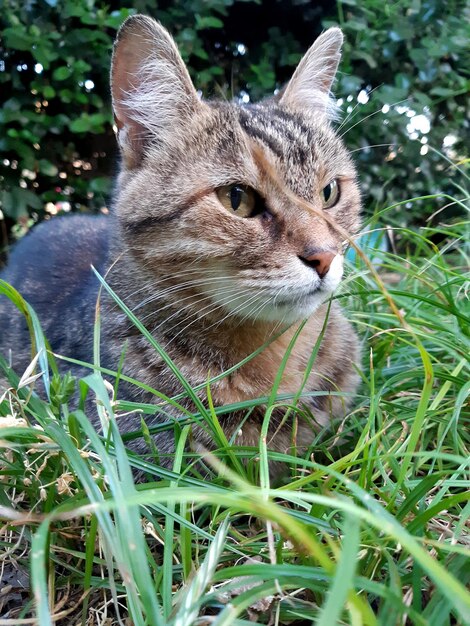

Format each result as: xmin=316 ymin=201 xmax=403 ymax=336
xmin=111 ymin=16 xmax=361 ymax=325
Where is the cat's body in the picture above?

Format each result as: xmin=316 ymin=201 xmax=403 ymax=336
xmin=0 ymin=16 xmax=361 ymax=465
xmin=1 ymin=215 xmax=109 ymax=372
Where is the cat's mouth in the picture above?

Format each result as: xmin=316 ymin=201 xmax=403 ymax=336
xmin=272 ymin=254 xmax=344 ymax=306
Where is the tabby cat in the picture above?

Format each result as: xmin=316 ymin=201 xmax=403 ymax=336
xmin=0 ymin=15 xmax=361 ymax=468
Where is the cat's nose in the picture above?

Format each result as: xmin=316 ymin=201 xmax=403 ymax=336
xmin=299 ymin=250 xmax=336 ymax=278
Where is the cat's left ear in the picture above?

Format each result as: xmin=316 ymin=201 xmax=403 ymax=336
xmin=277 ymin=27 xmax=343 ymax=120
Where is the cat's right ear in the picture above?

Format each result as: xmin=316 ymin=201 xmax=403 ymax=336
xmin=111 ymin=15 xmax=202 ymax=167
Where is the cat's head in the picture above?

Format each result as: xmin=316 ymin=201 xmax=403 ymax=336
xmin=111 ymin=15 xmax=361 ymax=325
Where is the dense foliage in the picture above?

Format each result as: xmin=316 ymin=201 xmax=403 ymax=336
xmin=1 ymin=0 xmax=469 ymax=246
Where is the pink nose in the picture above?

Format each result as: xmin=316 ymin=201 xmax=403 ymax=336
xmin=300 ymin=251 xmax=335 ymax=278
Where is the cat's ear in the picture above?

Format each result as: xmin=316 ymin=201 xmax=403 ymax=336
xmin=111 ymin=15 xmax=202 ymax=167
xmin=278 ymin=27 xmax=343 ymax=120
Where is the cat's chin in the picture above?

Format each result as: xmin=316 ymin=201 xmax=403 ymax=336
xmin=237 ymin=289 xmax=332 ymax=325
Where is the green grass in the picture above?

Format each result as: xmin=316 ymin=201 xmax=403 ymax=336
xmin=0 ymin=203 xmax=469 ymax=625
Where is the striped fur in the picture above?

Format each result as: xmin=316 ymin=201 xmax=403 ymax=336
xmin=0 ymin=16 xmax=362 ymax=474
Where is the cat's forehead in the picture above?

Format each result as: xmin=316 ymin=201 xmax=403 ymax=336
xmin=200 ymin=102 xmax=352 ymax=195
xmin=238 ymin=104 xmax=317 ymax=156
xmin=238 ymin=104 xmax=328 ymax=176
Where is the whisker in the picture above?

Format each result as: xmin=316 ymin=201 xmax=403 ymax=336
xmin=252 ymin=288 xmax=285 ymax=324
xmin=162 ymin=289 xmax=259 ymax=348
xmin=235 ymin=292 xmax=273 ymax=327
xmin=148 ymin=285 xmax=249 ymax=335
xmin=141 ymin=283 xmax=244 ymax=325
xmin=133 ymin=276 xmax=236 ymax=312
xmin=339 ymin=97 xmax=411 ymax=140
xmin=191 ymin=291 xmax=264 ymax=337
xmin=349 ymin=143 xmax=394 ymax=154
xmin=157 ymin=286 xmax=254 ymax=333
xmin=336 ymin=83 xmax=384 ymax=132
xmin=116 ymin=263 xmax=223 ymax=301
xmin=270 ymin=307 xmax=290 ymax=337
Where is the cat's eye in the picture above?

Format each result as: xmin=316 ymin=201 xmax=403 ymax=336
xmin=321 ymin=179 xmax=340 ymax=209
xmin=216 ymin=184 xmax=257 ymax=218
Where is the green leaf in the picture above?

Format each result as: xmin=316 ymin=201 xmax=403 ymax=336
xmin=3 ymin=26 xmax=33 ymax=50
xmin=195 ymin=15 xmax=224 ymax=30
xmin=53 ymin=66 xmax=73 ymax=81
xmin=90 ymin=176 xmax=111 ymax=194
xmin=352 ymin=50 xmax=378 ymax=69
xmin=430 ymin=87 xmax=458 ymax=97
xmin=43 ymin=85 xmax=56 ymax=99
xmin=39 ymin=159 xmax=59 ymax=177
xmin=1 ymin=187 xmax=42 ymax=218
xmin=69 ymin=116 xmax=91 ymax=133
xmin=315 ymin=514 xmax=361 ymax=626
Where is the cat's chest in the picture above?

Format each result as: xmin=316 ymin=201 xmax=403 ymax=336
xmin=208 ymin=335 xmax=316 ymax=408
xmin=113 ymin=315 xmax=328 ymax=407
xmin=211 ymin=367 xmax=305 ymax=408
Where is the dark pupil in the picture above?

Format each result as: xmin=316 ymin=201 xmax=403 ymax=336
xmin=230 ymin=185 xmax=243 ymax=210
xmin=323 ymin=184 xmax=332 ymax=202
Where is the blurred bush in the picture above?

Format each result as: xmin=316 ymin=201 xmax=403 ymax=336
xmin=0 ymin=0 xmax=468 ymax=246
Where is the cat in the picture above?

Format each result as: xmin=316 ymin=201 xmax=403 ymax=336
xmin=0 ymin=15 xmax=361 ymax=470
